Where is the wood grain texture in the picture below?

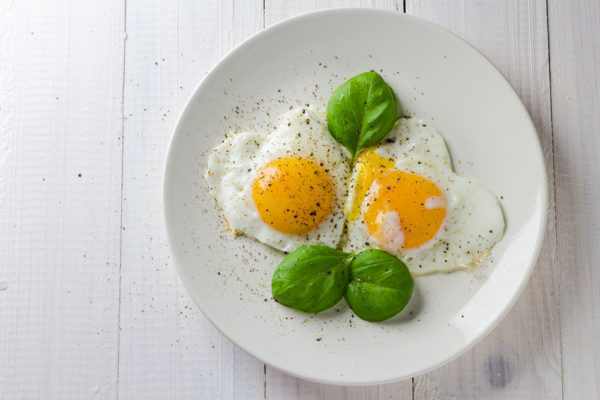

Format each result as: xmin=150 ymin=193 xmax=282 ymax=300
xmin=0 ymin=0 xmax=125 ymax=398
xmin=264 ymin=0 xmax=401 ymax=26
xmin=266 ymin=368 xmax=413 ymax=400
xmin=548 ymin=0 xmax=600 ymax=398
xmin=406 ymin=1 xmax=561 ymax=399
xmin=3 ymin=0 xmax=599 ymax=398
xmin=117 ymin=1 xmax=265 ymax=398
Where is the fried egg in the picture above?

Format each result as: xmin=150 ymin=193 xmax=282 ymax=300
xmin=344 ymin=118 xmax=505 ymax=275
xmin=205 ymin=106 xmax=349 ymax=252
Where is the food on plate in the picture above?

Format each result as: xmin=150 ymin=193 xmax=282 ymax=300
xmin=205 ymin=106 xmax=350 ymax=252
xmin=205 ymin=70 xmax=505 ymax=322
xmin=271 ymin=245 xmax=413 ymax=321
xmin=343 ymin=118 xmax=505 ymax=275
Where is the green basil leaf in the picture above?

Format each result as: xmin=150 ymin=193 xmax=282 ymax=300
xmin=345 ymin=249 xmax=413 ymax=322
xmin=326 ymin=71 xmax=398 ymax=162
xmin=271 ymin=245 xmax=351 ymax=313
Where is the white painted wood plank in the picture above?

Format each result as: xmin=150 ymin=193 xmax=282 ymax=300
xmin=264 ymin=2 xmax=411 ymax=399
xmin=117 ymin=1 xmax=264 ymax=398
xmin=265 ymin=0 xmax=401 ymax=27
xmin=405 ymin=1 xmax=561 ymax=399
xmin=0 ymin=0 xmax=125 ymax=398
xmin=264 ymin=0 xmax=317 ymax=26
xmin=548 ymin=0 xmax=600 ymax=398
xmin=266 ymin=367 xmax=413 ymax=400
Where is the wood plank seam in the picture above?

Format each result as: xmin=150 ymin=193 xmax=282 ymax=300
xmin=543 ymin=1 xmax=564 ymax=398
xmin=116 ymin=0 xmax=129 ymax=397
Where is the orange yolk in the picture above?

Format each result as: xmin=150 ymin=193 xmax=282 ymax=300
xmin=252 ymin=157 xmax=334 ymax=235
xmin=364 ymin=170 xmax=446 ymax=250
xmin=348 ymin=148 xmax=446 ymax=251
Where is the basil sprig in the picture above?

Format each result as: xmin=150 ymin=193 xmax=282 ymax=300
xmin=326 ymin=71 xmax=398 ymax=163
xmin=271 ymin=246 xmax=413 ymax=322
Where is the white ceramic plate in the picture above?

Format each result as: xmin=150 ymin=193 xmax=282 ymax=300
xmin=164 ymin=9 xmax=546 ymax=385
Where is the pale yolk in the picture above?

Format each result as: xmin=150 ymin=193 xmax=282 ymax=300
xmin=349 ymin=148 xmax=446 ymax=251
xmin=252 ymin=157 xmax=334 ymax=235
xmin=347 ymin=148 xmax=395 ymax=220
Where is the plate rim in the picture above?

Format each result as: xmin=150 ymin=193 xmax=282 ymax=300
xmin=163 ymin=7 xmax=548 ymax=385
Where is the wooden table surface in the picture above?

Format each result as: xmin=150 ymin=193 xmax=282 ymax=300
xmin=1 ymin=0 xmax=598 ymax=398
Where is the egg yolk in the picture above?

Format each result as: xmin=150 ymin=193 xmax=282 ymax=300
xmin=364 ymin=170 xmax=446 ymax=250
xmin=348 ymin=148 xmax=446 ymax=251
xmin=346 ymin=148 xmax=395 ymax=221
xmin=252 ymin=157 xmax=335 ymax=235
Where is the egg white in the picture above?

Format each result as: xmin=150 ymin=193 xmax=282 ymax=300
xmin=205 ymin=106 xmax=350 ymax=252
xmin=344 ymin=118 xmax=505 ymax=275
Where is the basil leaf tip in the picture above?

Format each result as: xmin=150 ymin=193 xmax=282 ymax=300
xmin=326 ymin=71 xmax=399 ymax=163
xmin=345 ymin=249 xmax=414 ymax=322
xmin=271 ymin=245 xmax=351 ymax=314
